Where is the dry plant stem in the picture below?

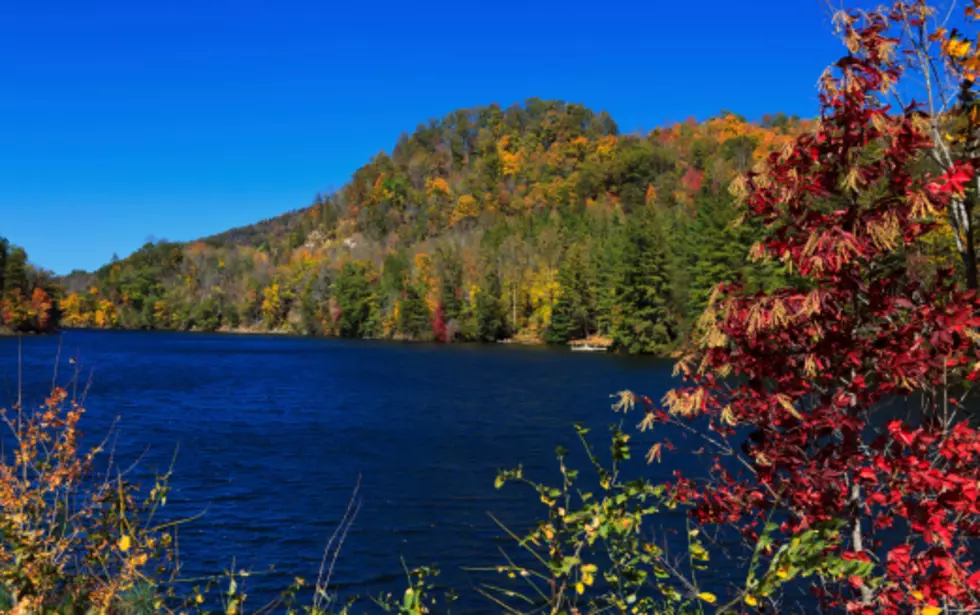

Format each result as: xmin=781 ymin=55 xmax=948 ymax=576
xmin=313 ymin=474 xmax=362 ymax=612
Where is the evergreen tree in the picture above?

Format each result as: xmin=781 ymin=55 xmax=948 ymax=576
xmin=298 ymin=281 xmax=322 ymax=336
xmin=399 ymin=284 xmax=431 ymax=339
xmin=593 ymin=222 xmax=625 ymax=337
xmin=3 ymin=246 xmax=29 ymax=296
xmin=223 ymin=302 xmax=241 ymax=329
xmin=332 ymin=262 xmax=375 ymax=338
xmin=192 ymin=297 xmax=221 ymax=331
xmin=475 ymin=269 xmax=505 ymax=342
xmin=0 ymin=238 xmax=7 ymax=295
xmin=686 ymin=193 xmax=753 ymax=320
xmin=437 ymin=248 xmax=464 ymax=324
xmin=547 ymin=247 xmax=595 ymax=343
xmin=612 ymin=210 xmax=675 ymax=354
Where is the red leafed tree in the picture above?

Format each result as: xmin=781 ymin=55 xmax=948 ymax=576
xmin=432 ymin=300 xmax=448 ymax=343
xmin=31 ymin=287 xmax=54 ymax=332
xmin=680 ymin=167 xmax=704 ymax=196
xmin=649 ymin=8 xmax=980 ymax=614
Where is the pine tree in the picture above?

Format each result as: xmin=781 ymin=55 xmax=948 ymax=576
xmin=612 ymin=209 xmax=675 ymax=354
xmin=3 ymin=246 xmax=29 ymax=297
xmin=594 ymin=221 xmax=625 ymax=337
xmin=332 ymin=262 xmax=375 ymax=338
xmin=686 ymin=193 xmax=753 ymax=320
xmin=475 ymin=269 xmax=505 ymax=342
xmin=547 ymin=246 xmax=594 ymax=343
xmin=0 ymin=238 xmax=7 ymax=295
xmin=437 ymin=248 xmax=464 ymax=324
xmin=399 ymin=284 xmax=431 ymax=339
xmin=298 ymin=281 xmax=322 ymax=336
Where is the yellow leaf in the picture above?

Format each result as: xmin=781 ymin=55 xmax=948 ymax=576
xmin=745 ymin=594 xmax=759 ymax=606
xmin=946 ymin=37 xmax=972 ymax=59
xmin=575 ymin=582 xmax=585 ymax=595
xmin=774 ymin=394 xmax=803 ymax=420
xmin=118 ymin=535 xmax=132 ymax=552
xmin=698 ymin=592 xmax=717 ymax=604
xmin=646 ymin=442 xmax=663 ymax=464
xmin=921 ymin=607 xmax=942 ymax=615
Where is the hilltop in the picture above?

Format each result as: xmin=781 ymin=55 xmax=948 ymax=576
xmin=58 ymin=99 xmax=804 ymax=352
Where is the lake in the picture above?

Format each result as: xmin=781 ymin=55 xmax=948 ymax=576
xmin=0 ymin=330 xmax=704 ymax=612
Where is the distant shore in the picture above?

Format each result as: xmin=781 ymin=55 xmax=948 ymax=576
xmin=50 ymin=325 xmax=639 ymax=354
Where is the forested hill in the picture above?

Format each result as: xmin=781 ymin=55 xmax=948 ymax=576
xmin=60 ymin=99 xmax=805 ymax=353
xmin=0 ymin=239 xmax=59 ymax=334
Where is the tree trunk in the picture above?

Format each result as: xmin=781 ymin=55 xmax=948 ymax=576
xmin=849 ymin=483 xmax=875 ymax=605
xmin=963 ymin=201 xmax=978 ymax=291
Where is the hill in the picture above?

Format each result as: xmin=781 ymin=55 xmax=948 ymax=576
xmin=0 ymin=239 xmax=59 ymax=334
xmin=58 ymin=99 xmax=805 ymax=352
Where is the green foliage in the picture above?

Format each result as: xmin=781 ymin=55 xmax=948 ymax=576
xmin=611 ymin=210 xmax=676 ymax=353
xmin=3 ymin=245 xmax=28 ymax=297
xmin=474 ymin=269 xmax=506 ymax=342
xmin=487 ymin=421 xmax=718 ymax=615
xmin=399 ymin=285 xmax=430 ymax=340
xmin=0 ymin=237 xmax=8 ymax=296
xmin=436 ymin=248 xmax=464 ymax=326
xmin=685 ymin=194 xmax=753 ymax=319
xmin=742 ymin=520 xmax=875 ymax=604
xmin=547 ymin=246 xmax=595 ymax=343
xmin=333 ymin=262 xmax=377 ymax=338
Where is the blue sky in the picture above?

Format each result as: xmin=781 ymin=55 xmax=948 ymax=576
xmin=1 ymin=0 xmax=848 ymax=274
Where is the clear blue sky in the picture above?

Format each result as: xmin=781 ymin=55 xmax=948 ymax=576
xmin=1 ymin=0 xmax=851 ymax=274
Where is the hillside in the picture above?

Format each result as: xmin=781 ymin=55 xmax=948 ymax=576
xmin=59 ymin=99 xmax=805 ymax=352
xmin=0 ymin=239 xmax=59 ymax=334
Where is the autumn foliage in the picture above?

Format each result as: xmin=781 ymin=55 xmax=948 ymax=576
xmin=629 ymin=4 xmax=980 ymax=613
xmin=58 ymin=103 xmax=809 ymax=352
xmin=0 ymin=386 xmax=180 ymax=613
xmin=0 ymin=241 xmax=59 ymax=335
xmin=16 ymin=1 xmax=980 ymax=612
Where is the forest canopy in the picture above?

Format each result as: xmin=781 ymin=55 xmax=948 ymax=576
xmin=0 ymin=239 xmax=58 ymax=334
xmin=55 ymin=101 xmax=815 ymax=352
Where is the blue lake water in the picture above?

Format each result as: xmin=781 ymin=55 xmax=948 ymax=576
xmin=0 ymin=330 xmax=709 ymax=612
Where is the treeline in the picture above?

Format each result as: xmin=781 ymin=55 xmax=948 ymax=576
xmin=0 ymin=239 xmax=59 ymax=334
xmin=60 ymin=101 xmax=803 ymax=353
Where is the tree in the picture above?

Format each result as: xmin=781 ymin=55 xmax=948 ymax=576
xmin=648 ymin=11 xmax=980 ymax=612
xmin=593 ymin=222 xmax=625 ymax=337
xmin=399 ymin=284 xmax=430 ymax=339
xmin=261 ymin=279 xmax=285 ymax=330
xmin=875 ymin=1 xmax=980 ymax=290
xmin=431 ymin=301 xmax=448 ymax=342
xmin=436 ymin=247 xmax=464 ymax=326
xmin=0 ymin=237 xmax=7 ymax=294
xmin=3 ymin=246 xmax=28 ymax=297
xmin=475 ymin=269 xmax=505 ymax=342
xmin=297 ymin=281 xmax=322 ymax=336
xmin=547 ymin=246 xmax=595 ymax=343
xmin=332 ymin=262 xmax=375 ymax=338
xmin=684 ymin=193 xmax=772 ymax=319
xmin=61 ymin=292 xmax=89 ymax=327
xmin=611 ymin=210 xmax=675 ymax=353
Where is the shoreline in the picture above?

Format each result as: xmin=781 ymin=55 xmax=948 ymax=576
xmin=50 ymin=326 xmax=674 ymax=356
